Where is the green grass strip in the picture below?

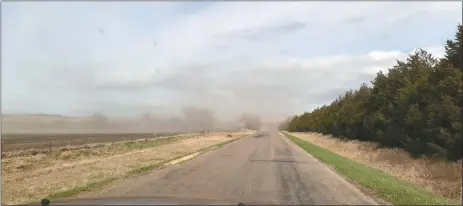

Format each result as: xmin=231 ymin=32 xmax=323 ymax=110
xmin=283 ymin=133 xmax=454 ymax=205
xmin=44 ymin=177 xmax=118 ymax=201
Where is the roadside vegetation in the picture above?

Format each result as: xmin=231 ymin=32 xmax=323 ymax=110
xmin=281 ymin=24 xmax=462 ymax=162
xmin=279 ymin=24 xmax=462 ymax=204
xmin=285 ymin=132 xmax=461 ymax=204
xmin=1 ymin=132 xmax=251 ymax=205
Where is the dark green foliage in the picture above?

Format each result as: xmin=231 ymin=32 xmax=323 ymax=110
xmin=283 ymin=24 xmax=462 ymax=161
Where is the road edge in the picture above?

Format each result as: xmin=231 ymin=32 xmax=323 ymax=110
xmin=280 ymin=132 xmax=458 ymax=205
xmin=278 ymin=132 xmax=387 ymax=205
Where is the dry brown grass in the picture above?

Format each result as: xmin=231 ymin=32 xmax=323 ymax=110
xmin=2 ymin=133 xmax=193 ymax=158
xmin=1 ymin=132 xmax=248 ymax=205
xmin=289 ymin=132 xmax=462 ymax=202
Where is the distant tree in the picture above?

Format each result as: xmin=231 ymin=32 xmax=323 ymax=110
xmin=443 ymin=24 xmax=462 ymax=69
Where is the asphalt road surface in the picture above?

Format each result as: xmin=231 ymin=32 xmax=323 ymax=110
xmin=80 ymin=130 xmax=378 ymax=205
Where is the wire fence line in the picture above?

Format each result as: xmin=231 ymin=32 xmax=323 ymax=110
xmin=1 ymin=129 xmax=239 ymax=153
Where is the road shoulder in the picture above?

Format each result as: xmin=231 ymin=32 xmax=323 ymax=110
xmin=278 ymin=132 xmax=381 ymax=205
xmin=282 ymin=132 xmax=454 ymax=205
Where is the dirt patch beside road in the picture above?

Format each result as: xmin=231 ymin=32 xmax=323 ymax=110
xmin=1 ymin=132 xmax=250 ymax=205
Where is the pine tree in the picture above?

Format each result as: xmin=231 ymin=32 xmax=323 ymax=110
xmin=283 ymin=24 xmax=462 ymax=160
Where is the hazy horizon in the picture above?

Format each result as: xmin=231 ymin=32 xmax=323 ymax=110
xmin=2 ymin=2 xmax=461 ymax=123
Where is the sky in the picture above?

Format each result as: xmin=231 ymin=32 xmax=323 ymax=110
xmin=2 ymin=1 xmax=462 ymax=121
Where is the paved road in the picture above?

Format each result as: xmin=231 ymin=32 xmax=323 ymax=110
xmin=79 ymin=130 xmax=378 ymax=205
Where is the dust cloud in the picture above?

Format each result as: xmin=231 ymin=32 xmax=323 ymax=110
xmin=1 ymin=106 xmax=273 ymax=134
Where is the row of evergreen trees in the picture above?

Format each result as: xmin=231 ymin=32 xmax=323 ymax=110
xmin=281 ymin=25 xmax=462 ymax=161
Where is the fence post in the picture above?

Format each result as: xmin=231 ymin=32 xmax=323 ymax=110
xmin=49 ymin=139 xmax=52 ymax=153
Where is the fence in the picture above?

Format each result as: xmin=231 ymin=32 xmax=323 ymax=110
xmin=1 ymin=129 xmax=242 ymax=154
xmin=1 ymin=131 xmax=206 ymax=153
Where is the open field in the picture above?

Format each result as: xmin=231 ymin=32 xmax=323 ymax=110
xmin=1 ymin=132 xmax=224 ymax=152
xmin=285 ymin=132 xmax=462 ymax=204
xmin=1 ymin=131 xmax=251 ymax=205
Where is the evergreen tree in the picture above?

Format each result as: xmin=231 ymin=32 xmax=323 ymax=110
xmin=283 ymin=24 xmax=462 ymax=161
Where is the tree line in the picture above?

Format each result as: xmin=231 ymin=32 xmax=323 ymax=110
xmin=281 ymin=24 xmax=462 ymax=161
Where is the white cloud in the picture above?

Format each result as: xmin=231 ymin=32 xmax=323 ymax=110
xmin=2 ymin=2 xmax=461 ymax=120
xmin=415 ymin=46 xmax=447 ymax=59
xmin=368 ymin=51 xmax=403 ymax=61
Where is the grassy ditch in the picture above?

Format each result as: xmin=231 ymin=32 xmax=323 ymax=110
xmin=283 ymin=133 xmax=455 ymax=205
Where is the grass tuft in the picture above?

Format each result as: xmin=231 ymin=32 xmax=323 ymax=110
xmin=45 ymin=177 xmax=118 ymax=201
